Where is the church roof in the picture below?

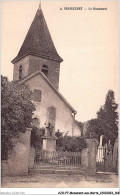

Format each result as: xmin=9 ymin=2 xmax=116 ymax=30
xmin=12 ymin=7 xmax=63 ymax=63
xmin=19 ymin=70 xmax=77 ymax=114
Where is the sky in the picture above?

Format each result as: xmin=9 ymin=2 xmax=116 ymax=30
xmin=1 ymin=1 xmax=118 ymax=122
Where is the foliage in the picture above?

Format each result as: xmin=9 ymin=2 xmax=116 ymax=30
xmin=31 ymin=127 xmax=45 ymax=149
xmin=85 ymin=90 xmax=118 ymax=145
xmin=55 ymin=129 xmax=63 ymax=138
xmin=55 ymin=130 xmax=64 ymax=151
xmin=62 ymin=136 xmax=86 ymax=152
xmin=55 ymin=130 xmax=86 ymax=152
xmin=1 ymin=76 xmax=35 ymax=160
xmin=85 ymin=119 xmax=99 ymax=140
xmin=97 ymin=90 xmax=118 ymax=145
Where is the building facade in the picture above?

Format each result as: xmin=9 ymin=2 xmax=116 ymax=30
xmin=12 ymin=6 xmax=81 ymax=137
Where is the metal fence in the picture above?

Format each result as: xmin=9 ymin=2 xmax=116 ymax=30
xmin=96 ymin=147 xmax=114 ymax=172
xmin=35 ymin=150 xmax=81 ymax=166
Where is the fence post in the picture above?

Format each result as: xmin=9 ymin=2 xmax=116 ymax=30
xmin=86 ymin=139 xmax=99 ymax=176
xmin=113 ymin=137 xmax=118 ymax=173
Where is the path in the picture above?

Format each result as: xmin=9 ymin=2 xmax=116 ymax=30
xmin=1 ymin=172 xmax=118 ymax=188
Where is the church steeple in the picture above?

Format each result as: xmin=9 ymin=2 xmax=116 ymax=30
xmin=12 ymin=5 xmax=63 ymax=90
xmin=38 ymin=1 xmax=41 ymax=10
xmin=12 ymin=6 xmax=62 ymax=63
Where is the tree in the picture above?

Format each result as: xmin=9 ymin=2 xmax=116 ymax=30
xmin=97 ymin=90 xmax=118 ymax=145
xmin=1 ymin=76 xmax=35 ymax=160
xmin=84 ymin=90 xmax=118 ymax=145
xmin=85 ymin=118 xmax=99 ymax=140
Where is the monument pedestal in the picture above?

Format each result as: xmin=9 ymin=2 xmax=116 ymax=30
xmin=42 ymin=135 xmax=57 ymax=152
xmin=42 ymin=117 xmax=57 ymax=152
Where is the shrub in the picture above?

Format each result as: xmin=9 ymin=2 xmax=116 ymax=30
xmin=62 ymin=136 xmax=86 ymax=152
xmin=30 ymin=127 xmax=45 ymax=149
xmin=55 ymin=130 xmax=86 ymax=152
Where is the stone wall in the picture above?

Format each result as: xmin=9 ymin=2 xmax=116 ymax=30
xmin=81 ymin=139 xmax=99 ymax=175
xmin=29 ymin=147 xmax=35 ymax=169
xmin=2 ymin=128 xmax=32 ymax=176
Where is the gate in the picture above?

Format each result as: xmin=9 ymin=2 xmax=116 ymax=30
xmin=96 ymin=146 xmax=117 ymax=172
xmin=35 ymin=150 xmax=81 ymax=167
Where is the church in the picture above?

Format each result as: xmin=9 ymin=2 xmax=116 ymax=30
xmin=11 ymin=5 xmax=81 ymax=138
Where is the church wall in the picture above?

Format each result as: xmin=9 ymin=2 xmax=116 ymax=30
xmin=13 ymin=56 xmax=29 ymax=81
xmin=73 ymin=121 xmax=81 ymax=137
xmin=28 ymin=55 xmax=60 ymax=90
xmin=25 ymin=74 xmax=80 ymax=136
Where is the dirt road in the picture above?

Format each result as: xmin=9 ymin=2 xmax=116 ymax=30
xmin=1 ymin=172 xmax=118 ymax=188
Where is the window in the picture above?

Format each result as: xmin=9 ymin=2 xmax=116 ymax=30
xmin=41 ymin=64 xmax=48 ymax=77
xmin=19 ymin=65 xmax=23 ymax=79
xmin=33 ymin=89 xmax=42 ymax=102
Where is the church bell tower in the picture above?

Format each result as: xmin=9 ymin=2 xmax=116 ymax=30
xmin=11 ymin=5 xmax=63 ymax=90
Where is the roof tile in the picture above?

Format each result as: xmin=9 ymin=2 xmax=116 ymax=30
xmin=12 ymin=8 xmax=63 ymax=63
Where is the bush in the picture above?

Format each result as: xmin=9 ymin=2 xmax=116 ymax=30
xmin=55 ymin=130 xmax=86 ymax=152
xmin=62 ymin=136 xmax=86 ymax=152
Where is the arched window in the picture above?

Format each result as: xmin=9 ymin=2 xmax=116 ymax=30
xmin=19 ymin=65 xmax=23 ymax=79
xmin=41 ymin=64 xmax=48 ymax=77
